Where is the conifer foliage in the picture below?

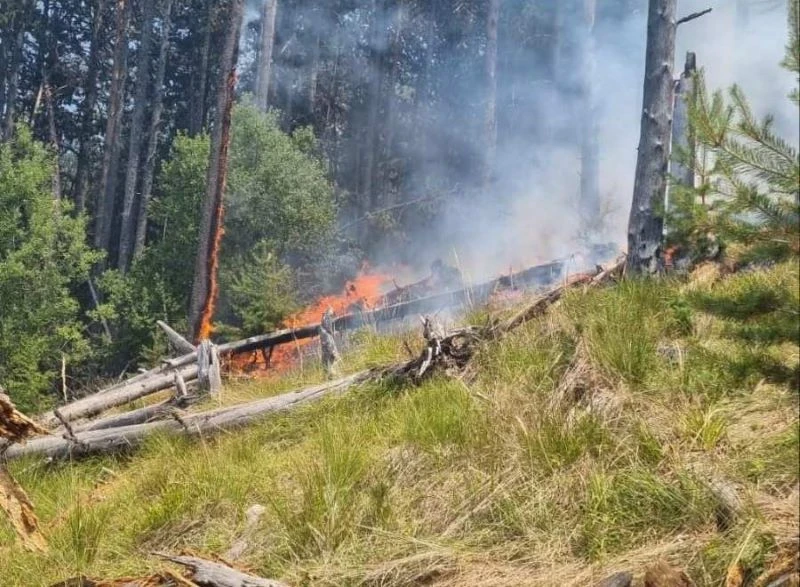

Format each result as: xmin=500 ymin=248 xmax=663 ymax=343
xmin=667 ymin=1 xmax=800 ymax=262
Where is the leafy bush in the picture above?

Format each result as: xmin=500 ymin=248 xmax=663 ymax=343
xmin=99 ymin=102 xmax=340 ymax=366
xmin=0 ymin=126 xmax=100 ymax=411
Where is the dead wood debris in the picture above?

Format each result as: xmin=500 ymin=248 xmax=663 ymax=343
xmin=0 ymin=389 xmax=48 ymax=552
xmin=1 ymin=389 xmax=49 ymax=441
xmin=0 ymin=466 xmax=48 ymax=552
xmin=51 ymin=552 xmax=289 ymax=586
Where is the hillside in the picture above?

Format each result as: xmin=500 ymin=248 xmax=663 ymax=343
xmin=1 ymin=261 xmax=798 ymax=586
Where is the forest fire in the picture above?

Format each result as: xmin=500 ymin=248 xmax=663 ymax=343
xmin=230 ymin=267 xmax=392 ymax=374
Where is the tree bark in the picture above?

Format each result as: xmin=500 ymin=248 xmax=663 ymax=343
xmin=134 ymin=0 xmax=174 ymax=258
xmin=579 ymin=0 xmax=600 ymax=226
xmin=188 ymin=0 xmax=244 ymax=341
xmin=94 ymin=0 xmax=130 ymax=257
xmin=118 ymin=0 xmax=157 ymax=272
xmin=73 ymin=0 xmax=107 ymax=212
xmin=667 ymin=51 xmax=697 ymax=220
xmin=255 ymin=0 xmax=278 ymax=112
xmin=483 ymin=0 xmax=500 ymax=191
xmin=626 ymin=0 xmax=677 ymax=275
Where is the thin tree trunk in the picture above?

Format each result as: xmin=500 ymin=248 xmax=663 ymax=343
xmin=118 ymin=0 xmax=156 ymax=272
xmin=579 ymin=0 xmax=600 ymax=226
xmin=308 ymin=24 xmax=321 ymax=117
xmin=134 ymin=0 xmax=174 ymax=258
xmin=255 ymin=0 xmax=278 ymax=111
xmin=190 ymin=0 xmax=213 ymax=135
xmin=45 ymin=84 xmax=61 ymax=200
xmin=188 ymin=0 xmax=244 ymax=341
xmin=483 ymin=0 xmax=500 ymax=191
xmin=40 ymin=0 xmax=61 ymax=199
xmin=377 ymin=3 xmax=405 ymax=206
xmin=360 ymin=0 xmax=383 ymax=241
xmin=73 ymin=0 xmax=107 ymax=212
xmin=94 ymin=0 xmax=130 ymax=257
xmin=1 ymin=1 xmax=30 ymax=141
xmin=626 ymin=0 xmax=677 ymax=275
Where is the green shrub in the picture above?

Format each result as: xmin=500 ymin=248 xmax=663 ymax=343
xmin=0 ymin=126 xmax=100 ymax=411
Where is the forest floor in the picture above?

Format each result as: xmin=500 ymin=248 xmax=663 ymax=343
xmin=1 ymin=261 xmax=798 ymax=586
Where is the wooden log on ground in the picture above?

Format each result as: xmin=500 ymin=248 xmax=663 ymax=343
xmin=157 ymin=320 xmax=196 ymax=354
xmin=1 ymin=390 xmax=49 ymax=441
xmin=4 ymin=371 xmax=372 ymax=461
xmin=209 ymin=344 xmax=222 ymax=396
xmin=71 ymin=394 xmax=197 ymax=433
xmin=158 ymin=553 xmax=289 ymax=587
xmin=37 ymin=363 xmax=198 ymax=429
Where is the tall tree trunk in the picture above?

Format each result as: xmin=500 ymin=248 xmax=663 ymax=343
xmin=665 ymin=51 xmax=697 ymax=226
xmin=378 ymin=2 xmax=405 ymax=206
xmin=189 ymin=0 xmax=213 ymax=135
xmin=38 ymin=0 xmax=61 ymax=199
xmin=118 ymin=0 xmax=156 ymax=272
xmin=483 ymin=0 xmax=500 ymax=191
xmin=73 ymin=0 xmax=107 ymax=212
xmin=255 ymin=0 xmax=278 ymax=112
xmin=189 ymin=0 xmax=244 ymax=341
xmin=308 ymin=25 xmax=321 ymax=118
xmin=579 ymin=0 xmax=600 ymax=226
xmin=94 ymin=0 xmax=130 ymax=258
xmin=360 ymin=0 xmax=383 ymax=242
xmin=1 ymin=1 xmax=30 ymax=141
xmin=134 ymin=0 xmax=174 ymax=259
xmin=626 ymin=0 xmax=677 ymax=275
xmin=45 ymin=83 xmax=61 ymax=200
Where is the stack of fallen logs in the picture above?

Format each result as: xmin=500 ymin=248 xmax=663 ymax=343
xmin=0 ymin=257 xmax=624 ymax=462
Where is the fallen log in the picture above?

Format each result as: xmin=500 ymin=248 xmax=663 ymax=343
xmin=71 ymin=394 xmax=197 ymax=433
xmin=4 ymin=371 xmax=373 ymax=460
xmin=34 ymin=269 xmax=551 ymax=427
xmin=37 ymin=363 xmax=198 ymax=429
xmin=51 ymin=553 xmax=289 ymax=587
xmin=0 ymin=390 xmax=48 ymax=552
xmin=158 ymin=554 xmax=289 ymax=587
xmin=1 ymin=390 xmax=49 ymax=440
xmin=157 ymin=320 xmax=196 ymax=354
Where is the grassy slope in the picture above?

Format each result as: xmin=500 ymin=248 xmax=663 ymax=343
xmin=1 ymin=262 xmax=798 ymax=586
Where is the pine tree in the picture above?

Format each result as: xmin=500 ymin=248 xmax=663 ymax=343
xmin=667 ymin=1 xmax=800 ymax=263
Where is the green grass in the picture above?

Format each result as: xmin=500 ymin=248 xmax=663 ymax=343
xmin=1 ymin=261 xmax=798 ymax=586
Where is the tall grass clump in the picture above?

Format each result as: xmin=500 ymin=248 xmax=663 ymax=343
xmin=563 ymin=279 xmax=669 ymax=385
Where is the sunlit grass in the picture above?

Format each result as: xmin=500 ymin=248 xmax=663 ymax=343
xmin=1 ymin=260 xmax=797 ymax=586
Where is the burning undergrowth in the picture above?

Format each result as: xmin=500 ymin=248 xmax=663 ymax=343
xmin=226 ymin=249 xmax=610 ymax=377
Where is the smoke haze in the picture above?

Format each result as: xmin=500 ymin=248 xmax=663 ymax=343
xmin=243 ymin=1 xmax=798 ymax=284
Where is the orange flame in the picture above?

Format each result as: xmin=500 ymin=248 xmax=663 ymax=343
xmin=197 ymin=205 xmax=225 ymax=342
xmin=231 ymin=266 xmax=391 ymax=374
